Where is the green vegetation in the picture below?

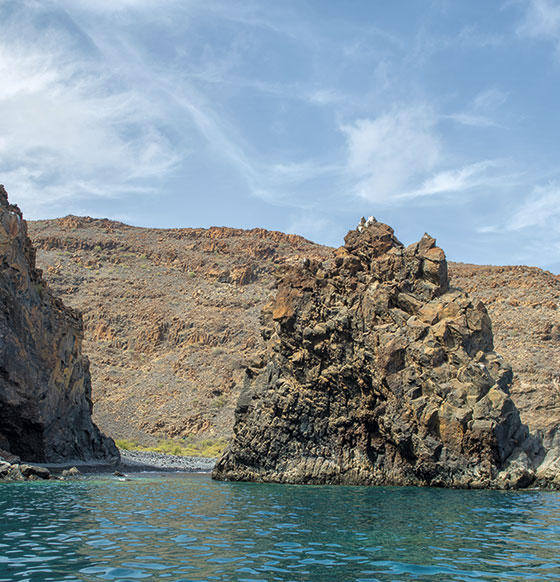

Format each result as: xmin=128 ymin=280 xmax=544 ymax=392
xmin=212 ymin=395 xmax=227 ymax=409
xmin=114 ymin=438 xmax=136 ymax=451
xmin=115 ymin=437 xmax=228 ymax=458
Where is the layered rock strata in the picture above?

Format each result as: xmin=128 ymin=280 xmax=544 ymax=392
xmin=214 ymin=217 xmax=548 ymax=488
xmin=0 ymin=185 xmax=118 ymax=463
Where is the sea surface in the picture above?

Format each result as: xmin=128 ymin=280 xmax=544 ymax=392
xmin=1 ymin=473 xmax=560 ymax=582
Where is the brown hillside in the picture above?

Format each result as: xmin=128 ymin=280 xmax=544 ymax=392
xmin=29 ymin=218 xmax=560 ymax=449
xmin=448 ymin=263 xmax=560 ymax=448
xmin=29 ymin=217 xmax=331 ymax=445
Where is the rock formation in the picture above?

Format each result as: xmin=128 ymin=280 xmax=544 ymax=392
xmin=27 ymin=213 xmax=560 ymax=478
xmin=213 ymin=217 xmax=549 ymax=488
xmin=0 ymin=185 xmax=118 ymax=463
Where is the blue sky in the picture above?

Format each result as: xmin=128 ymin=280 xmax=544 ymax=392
xmin=1 ymin=0 xmax=560 ymax=272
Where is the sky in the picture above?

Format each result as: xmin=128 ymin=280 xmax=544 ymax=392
xmin=1 ymin=0 xmax=560 ymax=273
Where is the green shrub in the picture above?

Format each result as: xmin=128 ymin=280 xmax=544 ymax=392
xmin=212 ymin=395 xmax=227 ymax=409
xmin=115 ymin=438 xmax=137 ymax=450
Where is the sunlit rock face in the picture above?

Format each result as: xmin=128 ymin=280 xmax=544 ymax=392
xmin=214 ymin=217 xmax=543 ymax=488
xmin=0 ymin=185 xmax=118 ymax=463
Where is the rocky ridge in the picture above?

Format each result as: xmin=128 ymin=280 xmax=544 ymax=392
xmin=213 ymin=217 xmax=555 ymax=488
xmin=0 ymin=186 xmax=118 ymax=464
xmin=28 ymin=215 xmax=560 ymax=474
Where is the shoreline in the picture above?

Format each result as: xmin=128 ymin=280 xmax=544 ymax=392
xmin=25 ymin=449 xmax=217 ymax=476
xmin=117 ymin=449 xmax=216 ymax=473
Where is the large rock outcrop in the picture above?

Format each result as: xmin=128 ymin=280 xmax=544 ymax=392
xmin=213 ymin=217 xmax=548 ymax=488
xmin=0 ymin=185 xmax=118 ymax=463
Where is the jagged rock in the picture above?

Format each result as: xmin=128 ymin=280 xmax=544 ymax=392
xmin=0 ymin=447 xmax=20 ymax=464
xmin=0 ymin=185 xmax=118 ymax=464
xmin=0 ymin=460 xmax=11 ymax=478
xmin=213 ymin=217 xmax=547 ymax=488
xmin=6 ymin=464 xmax=25 ymax=481
xmin=62 ymin=467 xmax=81 ymax=478
xmin=0 ymin=461 xmax=51 ymax=481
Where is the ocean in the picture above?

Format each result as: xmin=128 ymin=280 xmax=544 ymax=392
xmin=1 ymin=473 xmax=559 ymax=581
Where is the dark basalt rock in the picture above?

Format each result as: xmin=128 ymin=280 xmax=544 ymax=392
xmin=0 ymin=185 xmax=118 ymax=464
xmin=213 ymin=217 xmax=548 ymax=488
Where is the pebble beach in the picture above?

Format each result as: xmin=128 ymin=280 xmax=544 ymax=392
xmin=118 ymin=449 xmax=216 ymax=473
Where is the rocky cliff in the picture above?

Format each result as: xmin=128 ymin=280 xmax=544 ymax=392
xmin=0 ymin=186 xmax=118 ymax=463
xmin=213 ymin=217 xmax=550 ymax=488
xmin=27 ymin=216 xmax=560 ymax=469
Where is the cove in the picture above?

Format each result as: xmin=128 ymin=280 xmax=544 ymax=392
xmin=1 ymin=473 xmax=560 ymax=582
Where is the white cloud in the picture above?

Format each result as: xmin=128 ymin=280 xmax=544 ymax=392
xmin=0 ymin=4 xmax=183 ymax=208
xmin=341 ymin=105 xmax=517 ymax=205
xmin=340 ymin=106 xmax=441 ymax=202
xmin=446 ymin=112 xmax=499 ymax=128
xmin=54 ymin=0 xmax=179 ymax=13
xmin=504 ymin=183 xmax=560 ymax=231
xmin=472 ymin=88 xmax=508 ymax=111
xmin=447 ymin=89 xmax=508 ymax=128
xmin=397 ymin=161 xmax=499 ymax=199
xmin=478 ymin=182 xmax=560 ymax=243
xmin=518 ymin=0 xmax=560 ymax=51
xmin=0 ymin=0 xmax=343 ymax=215
xmin=455 ymin=25 xmax=504 ymax=49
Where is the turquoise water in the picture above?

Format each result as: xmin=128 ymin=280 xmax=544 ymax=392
xmin=1 ymin=474 xmax=560 ymax=582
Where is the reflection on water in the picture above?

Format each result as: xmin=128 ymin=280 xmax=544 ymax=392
xmin=1 ymin=473 xmax=560 ymax=581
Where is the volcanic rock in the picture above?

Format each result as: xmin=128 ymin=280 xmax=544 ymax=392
xmin=27 ymin=213 xmax=559 ymax=475
xmin=213 ymin=217 xmax=544 ymax=488
xmin=0 ymin=185 xmax=118 ymax=463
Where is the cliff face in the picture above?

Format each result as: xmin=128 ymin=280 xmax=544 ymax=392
xmin=213 ymin=218 xmax=545 ymax=488
xmin=0 ymin=186 xmax=118 ymax=463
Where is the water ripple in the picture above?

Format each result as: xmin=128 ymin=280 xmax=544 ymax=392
xmin=1 ymin=475 xmax=560 ymax=581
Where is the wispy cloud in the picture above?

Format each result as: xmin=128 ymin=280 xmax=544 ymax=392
xmin=517 ymin=0 xmax=560 ymax=53
xmin=0 ymin=0 xmax=343 ymax=215
xmin=340 ymin=103 xmax=518 ymax=205
xmin=340 ymin=106 xmax=441 ymax=202
xmin=397 ymin=161 xmax=500 ymax=199
xmin=0 ymin=2 xmax=184 ymax=210
xmin=477 ymin=181 xmax=560 ymax=268
xmin=478 ymin=181 xmax=560 ymax=235
xmin=455 ymin=25 xmax=504 ymax=49
xmin=503 ymin=182 xmax=560 ymax=231
xmin=54 ymin=0 xmax=182 ymax=14
xmin=446 ymin=89 xmax=508 ymax=128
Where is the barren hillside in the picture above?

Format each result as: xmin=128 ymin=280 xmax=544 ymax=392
xmin=29 ymin=218 xmax=560 ymax=448
xmin=449 ymin=263 xmax=560 ymax=447
xmin=29 ymin=217 xmax=331 ymax=444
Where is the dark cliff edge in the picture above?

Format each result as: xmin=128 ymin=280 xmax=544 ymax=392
xmin=0 ymin=185 xmax=118 ymax=464
xmin=213 ymin=217 xmax=559 ymax=489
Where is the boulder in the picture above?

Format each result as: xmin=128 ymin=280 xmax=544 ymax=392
xmin=20 ymin=464 xmax=51 ymax=480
